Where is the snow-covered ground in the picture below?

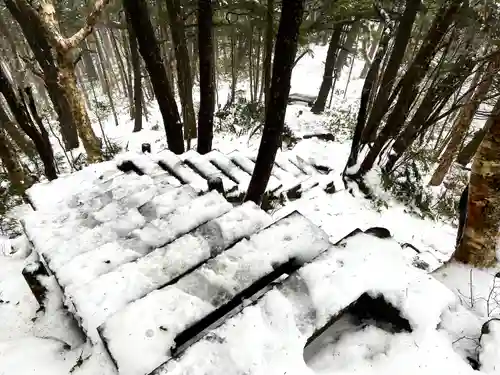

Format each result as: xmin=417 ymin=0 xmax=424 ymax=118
xmin=1 ymin=44 xmax=500 ymax=375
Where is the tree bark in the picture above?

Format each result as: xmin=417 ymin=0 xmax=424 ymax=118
xmin=429 ymin=57 xmax=498 ymax=186
xmin=0 ymin=64 xmax=57 ymax=180
xmin=0 ymin=128 xmax=29 ymax=194
xmin=345 ymin=29 xmax=391 ymax=171
xmin=0 ymin=104 xmax=36 ymax=160
xmin=335 ymin=22 xmax=360 ymax=76
xmin=385 ymin=53 xmax=476 ymax=172
xmin=311 ymin=23 xmax=344 ymax=114
xmin=165 ymin=0 xmax=197 ymax=146
xmin=457 ymin=95 xmax=500 ymax=167
xmin=360 ymin=23 xmax=383 ymax=79
xmin=5 ymin=0 xmax=106 ymax=162
xmin=123 ymin=0 xmax=184 ymax=154
xmin=126 ymin=17 xmax=143 ymax=133
xmin=362 ymin=0 xmax=421 ymax=143
xmin=263 ymin=0 xmax=274 ymax=113
xmin=355 ymin=0 xmax=464 ymax=177
xmin=453 ymin=109 xmax=500 ymax=267
xmin=244 ymin=0 xmax=305 ymax=205
xmin=197 ymin=0 xmax=215 ymax=154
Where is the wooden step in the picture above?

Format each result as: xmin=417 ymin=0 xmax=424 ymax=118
xmin=116 ymin=152 xmax=181 ymax=187
xmin=288 ymin=154 xmax=317 ymax=175
xmin=99 ymin=212 xmax=331 ymax=375
xmin=274 ymin=153 xmax=306 ymax=177
xmin=68 ymin=202 xmax=272 ymax=340
xmin=180 ymin=150 xmax=237 ymax=193
xmin=154 ymin=150 xmax=208 ymax=193
xmin=131 ymin=190 xmax=232 ymax=248
xmin=228 ymin=152 xmax=282 ymax=193
xmin=205 ymin=150 xmax=252 ymax=190
xmin=58 ymin=186 xmax=199 ymax=288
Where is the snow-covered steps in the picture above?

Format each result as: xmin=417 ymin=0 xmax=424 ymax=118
xmin=67 ymin=202 xmax=272 ymax=339
xmin=153 ymin=150 xmax=209 ymax=193
xmin=228 ymin=151 xmax=283 ymax=192
xmin=131 ymin=190 xmax=232 ymax=248
xmin=153 ymin=233 xmax=456 ymax=375
xmin=115 ymin=152 xmax=181 ymax=187
xmin=99 ymin=212 xmax=331 ymax=375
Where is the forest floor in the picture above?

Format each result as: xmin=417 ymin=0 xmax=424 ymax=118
xmin=1 ymin=44 xmax=500 ymax=374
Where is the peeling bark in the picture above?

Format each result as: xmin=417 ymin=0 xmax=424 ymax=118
xmin=454 ymin=108 xmax=500 ymax=267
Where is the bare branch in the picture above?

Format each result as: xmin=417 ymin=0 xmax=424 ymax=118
xmin=64 ymin=0 xmax=112 ymax=50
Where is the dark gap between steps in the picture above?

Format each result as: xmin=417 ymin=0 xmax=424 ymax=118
xmin=171 ymin=258 xmax=301 ymax=358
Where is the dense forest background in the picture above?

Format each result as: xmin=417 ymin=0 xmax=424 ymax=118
xmin=0 ymin=0 xmax=499 ymax=266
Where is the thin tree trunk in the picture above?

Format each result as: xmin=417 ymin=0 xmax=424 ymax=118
xmin=429 ymin=58 xmax=497 ymax=186
xmin=355 ymin=0 xmax=464 ymax=177
xmin=109 ymin=27 xmax=130 ymax=99
xmin=385 ymin=53 xmax=476 ymax=172
xmin=95 ymin=31 xmax=119 ymax=127
xmin=81 ymin=39 xmax=99 ymax=81
xmin=166 ymin=0 xmax=197 ymax=147
xmin=244 ymin=0 xmax=305 ymax=205
xmin=311 ymin=23 xmax=343 ymax=114
xmin=335 ymin=22 xmax=360 ymax=76
xmin=121 ymin=27 xmax=135 ymax=118
xmin=454 ymin=109 xmax=500 ymax=267
xmin=360 ymin=23 xmax=382 ymax=79
xmin=362 ymin=0 xmax=421 ymax=143
xmin=225 ymin=29 xmax=238 ymax=109
xmin=0 ymin=103 xmax=36 ymax=160
xmin=457 ymin=95 xmax=500 ymax=166
xmin=0 ymin=64 xmax=57 ymax=180
xmin=0 ymin=128 xmax=29 ymax=193
xmin=254 ymin=29 xmax=262 ymax=102
xmin=263 ymin=0 xmax=274 ymax=113
xmin=123 ymin=0 xmax=184 ymax=154
xmin=197 ymin=0 xmax=215 ymax=154
xmin=127 ymin=15 xmax=142 ymax=133
xmin=345 ymin=29 xmax=391 ymax=171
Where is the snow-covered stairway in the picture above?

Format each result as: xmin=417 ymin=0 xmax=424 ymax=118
xmin=116 ymin=148 xmax=335 ymax=203
xmin=20 ymin=150 xmax=336 ymax=375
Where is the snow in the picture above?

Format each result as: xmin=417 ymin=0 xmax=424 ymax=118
xmin=1 ymin=42 xmax=497 ymax=375
xmin=100 ymin=212 xmax=330 ymax=375
xmin=132 ymin=190 xmax=232 ymax=248
xmin=153 ymin=149 xmax=209 ymax=193
xmin=67 ymin=202 xmax=271 ymax=341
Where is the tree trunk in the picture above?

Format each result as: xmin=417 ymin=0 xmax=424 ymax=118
xmin=5 ymin=0 xmax=107 ymax=162
xmin=311 ymin=23 xmax=343 ymax=114
xmin=123 ymin=0 xmax=184 ymax=154
xmin=127 ymin=18 xmax=143 ymax=133
xmin=335 ymin=22 xmax=360 ymax=76
xmin=57 ymin=56 xmax=103 ymax=163
xmin=429 ymin=58 xmax=498 ymax=186
xmin=225 ymin=29 xmax=238 ymax=110
xmin=109 ymin=28 xmax=130 ymax=99
xmin=345 ymin=29 xmax=391 ymax=171
xmin=355 ymin=0 xmax=464 ymax=177
xmin=95 ymin=31 xmax=119 ymax=128
xmin=360 ymin=23 xmax=383 ymax=79
xmin=0 ymin=128 xmax=29 ymax=193
xmin=263 ymin=0 xmax=274 ymax=113
xmin=5 ymin=0 xmax=79 ymax=150
xmin=385 ymin=53 xmax=476 ymax=172
xmin=244 ymin=0 xmax=305 ymax=205
xmin=197 ymin=0 xmax=215 ymax=154
xmin=362 ymin=0 xmax=421 ymax=143
xmin=453 ymin=109 xmax=500 ymax=267
xmin=165 ymin=0 xmax=197 ymax=146
xmin=81 ymin=39 xmax=99 ymax=81
xmin=0 ymin=104 xmax=36 ymax=160
xmin=456 ymin=98 xmax=500 ymax=168
xmin=0 ymin=64 xmax=57 ymax=180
